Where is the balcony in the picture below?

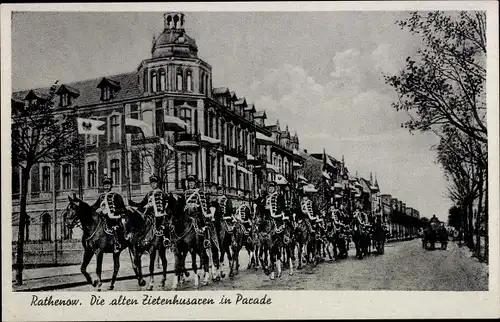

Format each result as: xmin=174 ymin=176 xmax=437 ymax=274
xmin=174 ymin=132 xmax=200 ymax=151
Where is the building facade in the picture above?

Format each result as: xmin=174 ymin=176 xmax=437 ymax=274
xmin=10 ymin=13 xmax=299 ymax=260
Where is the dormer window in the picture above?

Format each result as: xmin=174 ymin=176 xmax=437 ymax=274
xmin=97 ymin=77 xmax=120 ymax=102
xmin=56 ymin=85 xmax=80 ymax=107
xmin=60 ymin=93 xmax=70 ymax=107
xmin=24 ymin=90 xmax=49 ymax=109
xmin=102 ymin=86 xmax=112 ymax=100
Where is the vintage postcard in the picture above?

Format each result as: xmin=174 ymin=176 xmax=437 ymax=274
xmin=1 ymin=1 xmax=499 ymax=321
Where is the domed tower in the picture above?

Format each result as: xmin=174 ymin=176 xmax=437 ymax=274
xmin=152 ymin=13 xmax=198 ymax=59
xmin=138 ymin=12 xmax=212 ymax=97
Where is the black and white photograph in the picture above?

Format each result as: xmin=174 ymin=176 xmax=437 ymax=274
xmin=2 ymin=2 xmax=499 ymax=320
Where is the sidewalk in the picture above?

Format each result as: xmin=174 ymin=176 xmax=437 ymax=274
xmin=12 ymin=251 xmax=183 ymax=292
xmin=14 ymin=238 xmax=415 ymax=291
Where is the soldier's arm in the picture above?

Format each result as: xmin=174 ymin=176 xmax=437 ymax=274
xmin=115 ymin=194 xmax=127 ymax=209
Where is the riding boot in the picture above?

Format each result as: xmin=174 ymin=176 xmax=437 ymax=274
xmin=162 ymin=225 xmax=171 ymax=248
xmin=113 ymin=227 xmax=121 ymax=253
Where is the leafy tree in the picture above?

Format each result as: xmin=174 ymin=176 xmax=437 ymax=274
xmin=448 ymin=206 xmax=463 ymax=231
xmin=386 ymin=10 xmax=488 ymax=257
xmin=11 ymin=82 xmax=80 ymax=285
xmin=385 ymin=11 xmax=487 ymax=144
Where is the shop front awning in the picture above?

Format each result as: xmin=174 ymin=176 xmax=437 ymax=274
xmin=164 ymin=115 xmax=188 ymax=132
xmin=256 ymin=132 xmax=273 ymax=145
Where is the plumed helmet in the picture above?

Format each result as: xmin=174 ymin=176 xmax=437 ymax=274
xmin=149 ymin=174 xmax=159 ymax=183
xmin=186 ymin=174 xmax=197 ymax=182
xmin=102 ymin=176 xmax=112 ymax=185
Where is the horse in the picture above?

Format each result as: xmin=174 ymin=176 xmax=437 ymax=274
xmin=351 ymin=214 xmax=370 ymax=259
xmin=227 ymin=204 xmax=250 ymax=278
xmin=126 ymin=194 xmax=177 ymax=290
xmin=372 ymin=215 xmax=386 ymax=255
xmin=217 ymin=204 xmax=235 ymax=279
xmin=256 ymin=209 xmax=274 ymax=277
xmin=65 ymin=194 xmax=132 ymax=291
xmin=169 ymin=197 xmax=207 ymax=290
xmin=244 ymin=204 xmax=261 ymax=270
xmin=294 ymin=216 xmax=315 ymax=269
xmin=280 ymin=215 xmax=297 ymax=276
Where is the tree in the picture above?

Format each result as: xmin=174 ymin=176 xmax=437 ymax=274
xmin=436 ymin=126 xmax=485 ymax=249
xmin=385 ymin=11 xmax=488 ymax=257
xmin=448 ymin=206 xmax=463 ymax=231
xmin=385 ymin=11 xmax=487 ymax=144
xmin=130 ymin=136 xmax=176 ymax=192
xmin=11 ymin=82 xmax=80 ymax=285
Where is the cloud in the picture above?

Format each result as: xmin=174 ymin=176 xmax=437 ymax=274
xmin=241 ymin=44 xmax=452 ymax=220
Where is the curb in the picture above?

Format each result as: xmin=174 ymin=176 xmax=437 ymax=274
xmin=14 ymin=267 xmax=192 ymax=292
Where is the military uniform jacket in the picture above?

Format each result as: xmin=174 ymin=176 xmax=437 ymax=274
xmin=92 ymin=191 xmax=126 ymax=220
xmin=130 ymin=189 xmax=168 ymax=217
xmin=265 ymin=192 xmax=286 ymax=219
xmin=217 ymin=195 xmax=233 ymax=220
xmin=301 ymin=197 xmax=317 ymax=222
xmin=184 ymin=188 xmax=211 ymax=220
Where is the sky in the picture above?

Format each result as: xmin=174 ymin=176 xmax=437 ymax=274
xmin=11 ymin=11 xmax=453 ymax=221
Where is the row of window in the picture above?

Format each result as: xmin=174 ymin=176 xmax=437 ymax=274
xmin=203 ymin=111 xmax=255 ymax=154
xmin=144 ymin=67 xmax=210 ymax=94
xmin=22 ymin=213 xmax=72 ymax=242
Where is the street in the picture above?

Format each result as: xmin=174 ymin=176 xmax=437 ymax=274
xmin=60 ymin=239 xmax=488 ymax=292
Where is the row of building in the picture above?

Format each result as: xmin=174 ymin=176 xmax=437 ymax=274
xmin=11 ymin=13 xmax=420 ymax=263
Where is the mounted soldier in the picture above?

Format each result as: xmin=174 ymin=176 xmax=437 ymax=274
xmin=184 ymin=174 xmax=212 ymax=237
xmin=217 ymin=184 xmax=234 ymax=223
xmin=266 ymin=181 xmax=287 ymax=230
xmin=128 ymin=174 xmax=171 ymax=247
xmin=91 ymin=176 xmax=129 ymax=253
xmin=299 ymin=184 xmax=319 ymax=233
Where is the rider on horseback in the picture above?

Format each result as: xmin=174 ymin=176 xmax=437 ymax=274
xmin=128 ymin=175 xmax=171 ymax=247
xmin=91 ymin=176 xmax=129 ymax=253
xmin=300 ymin=184 xmax=318 ymax=233
xmin=266 ymin=181 xmax=286 ymax=231
xmin=184 ymin=174 xmax=217 ymax=250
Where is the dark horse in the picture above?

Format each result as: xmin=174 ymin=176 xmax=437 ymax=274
xmin=372 ymin=215 xmax=386 ymax=255
xmin=127 ymin=194 xmax=177 ymax=290
xmin=351 ymin=214 xmax=370 ymax=259
xmin=170 ymin=196 xmax=220 ymax=289
xmin=65 ymin=194 xmax=131 ymax=291
xmin=295 ymin=217 xmax=316 ymax=269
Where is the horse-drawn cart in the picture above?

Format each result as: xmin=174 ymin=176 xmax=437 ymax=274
xmin=422 ymin=221 xmax=448 ymax=250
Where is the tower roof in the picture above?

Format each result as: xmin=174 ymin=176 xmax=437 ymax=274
xmin=152 ymin=13 xmax=198 ymax=59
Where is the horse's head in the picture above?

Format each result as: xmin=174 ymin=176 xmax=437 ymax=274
xmin=66 ymin=193 xmax=91 ymax=229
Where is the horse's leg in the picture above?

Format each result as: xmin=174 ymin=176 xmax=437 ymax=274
xmin=286 ymin=245 xmax=293 ymax=276
xmin=191 ymin=250 xmax=199 ymax=288
xmin=108 ymin=252 xmax=121 ymax=291
xmin=159 ymin=245 xmax=168 ymax=288
xmin=134 ymin=250 xmax=146 ymax=286
xmin=297 ymin=242 xmax=303 ymax=270
xmin=147 ymin=247 xmax=157 ymax=291
xmin=269 ymin=244 xmax=277 ymax=280
xmin=202 ymin=244 xmax=213 ymax=286
xmin=275 ymin=243 xmax=282 ymax=278
xmin=95 ymin=251 xmax=104 ymax=291
xmin=212 ymin=244 xmax=221 ymax=282
xmin=81 ymin=249 xmax=94 ymax=286
xmin=172 ymin=251 xmax=181 ymax=290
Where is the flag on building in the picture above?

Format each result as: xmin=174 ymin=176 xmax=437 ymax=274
xmin=125 ymin=117 xmax=153 ymax=137
xmin=76 ymin=117 xmax=105 ymax=135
